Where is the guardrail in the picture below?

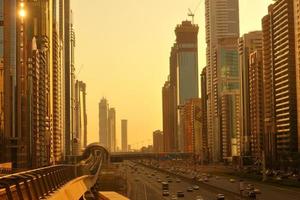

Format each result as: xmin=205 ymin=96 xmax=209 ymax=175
xmin=0 ymin=143 xmax=109 ymax=200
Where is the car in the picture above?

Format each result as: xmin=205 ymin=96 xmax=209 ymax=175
xmin=193 ymin=185 xmax=200 ymax=190
xmin=187 ymin=187 xmax=193 ymax=192
xmin=196 ymin=195 xmax=204 ymax=200
xmin=203 ymin=177 xmax=209 ymax=182
xmin=162 ymin=190 xmax=169 ymax=196
xmin=216 ymin=194 xmax=225 ymax=200
xmin=247 ymin=184 xmax=254 ymax=190
xmin=198 ymin=178 xmax=203 ymax=182
xmin=171 ymin=194 xmax=178 ymax=200
xmin=168 ymin=179 xmax=173 ymax=182
xmin=157 ymin=178 xmax=162 ymax=183
xmin=229 ymin=178 xmax=235 ymax=183
xmin=177 ymin=191 xmax=184 ymax=197
xmin=176 ymin=178 xmax=181 ymax=183
xmin=254 ymin=188 xmax=261 ymax=194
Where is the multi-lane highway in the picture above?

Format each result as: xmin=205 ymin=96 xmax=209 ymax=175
xmin=118 ymin=161 xmax=300 ymax=200
xmin=119 ymin=161 xmax=239 ymax=200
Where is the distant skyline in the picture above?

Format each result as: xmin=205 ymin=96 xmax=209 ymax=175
xmin=71 ymin=0 xmax=273 ymax=149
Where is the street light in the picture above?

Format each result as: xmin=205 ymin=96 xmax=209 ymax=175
xmin=19 ymin=2 xmax=26 ymax=18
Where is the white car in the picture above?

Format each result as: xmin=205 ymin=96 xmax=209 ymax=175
xmin=229 ymin=178 xmax=235 ymax=183
xmin=196 ymin=195 xmax=204 ymax=200
xmin=216 ymin=194 xmax=225 ymax=200
xmin=193 ymin=185 xmax=200 ymax=190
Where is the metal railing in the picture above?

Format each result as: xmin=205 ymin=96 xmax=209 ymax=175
xmin=0 ymin=143 xmax=109 ymax=200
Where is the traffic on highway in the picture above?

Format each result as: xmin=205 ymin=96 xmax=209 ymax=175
xmin=117 ymin=160 xmax=300 ymax=200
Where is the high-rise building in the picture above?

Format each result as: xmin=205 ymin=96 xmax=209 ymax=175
xmin=263 ymin=0 xmax=298 ymax=159
xmin=153 ymin=130 xmax=164 ymax=153
xmin=238 ymin=31 xmax=263 ymax=157
xmin=249 ymin=50 xmax=264 ymax=159
xmin=200 ymin=67 xmax=208 ymax=162
xmin=175 ymin=21 xmax=199 ymax=152
xmin=182 ymin=98 xmax=201 ymax=154
xmin=162 ymin=20 xmax=199 ymax=153
xmin=175 ymin=21 xmax=199 ymax=105
xmin=52 ymin=22 xmax=63 ymax=163
xmin=4 ymin=0 xmax=23 ymax=168
xmin=121 ymin=119 xmax=128 ymax=152
xmin=108 ymin=108 xmax=116 ymax=152
xmin=205 ymin=0 xmax=240 ymax=162
xmin=99 ymin=98 xmax=108 ymax=149
xmin=63 ymin=0 xmax=76 ymax=157
xmin=2 ymin=0 xmax=60 ymax=168
xmin=162 ymin=45 xmax=178 ymax=153
xmin=162 ymin=80 xmax=177 ymax=152
xmin=294 ymin=0 xmax=300 ymax=153
xmin=0 ymin=0 xmax=4 ymax=163
xmin=262 ymin=11 xmax=277 ymax=165
xmin=216 ymin=38 xmax=241 ymax=161
xmin=73 ymin=80 xmax=87 ymax=155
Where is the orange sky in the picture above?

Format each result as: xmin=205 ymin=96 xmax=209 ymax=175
xmin=71 ymin=0 xmax=273 ymax=150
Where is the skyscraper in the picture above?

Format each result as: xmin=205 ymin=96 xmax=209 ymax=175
xmin=0 ymin=0 xmax=4 ymax=163
xmin=216 ymin=38 xmax=241 ymax=161
xmin=153 ymin=130 xmax=164 ymax=153
xmin=108 ymin=108 xmax=116 ymax=152
xmin=249 ymin=50 xmax=264 ymax=159
xmin=175 ymin=21 xmax=199 ymax=105
xmin=121 ymin=119 xmax=128 ymax=152
xmin=200 ymin=67 xmax=208 ymax=162
xmin=263 ymin=0 xmax=298 ymax=159
xmin=205 ymin=0 xmax=240 ymax=162
xmin=162 ymin=80 xmax=177 ymax=152
xmin=99 ymin=98 xmax=108 ymax=149
xmin=175 ymin=21 xmax=199 ymax=151
xmin=73 ymin=80 xmax=87 ymax=154
xmin=294 ymin=0 xmax=300 ymax=153
xmin=238 ymin=31 xmax=262 ymax=157
xmin=63 ymin=0 xmax=75 ymax=157
xmin=4 ymin=0 xmax=21 ymax=168
xmin=182 ymin=98 xmax=201 ymax=153
xmin=2 ymin=0 xmax=60 ymax=168
xmin=162 ymin=20 xmax=199 ymax=152
xmin=162 ymin=45 xmax=178 ymax=153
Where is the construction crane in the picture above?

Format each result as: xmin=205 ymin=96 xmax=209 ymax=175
xmin=188 ymin=0 xmax=203 ymax=24
xmin=188 ymin=8 xmax=195 ymax=24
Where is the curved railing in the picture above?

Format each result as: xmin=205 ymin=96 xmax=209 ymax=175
xmin=0 ymin=143 xmax=109 ymax=200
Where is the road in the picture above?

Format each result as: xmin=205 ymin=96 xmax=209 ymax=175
xmin=119 ymin=161 xmax=239 ymax=200
xmin=179 ymin=169 xmax=300 ymax=200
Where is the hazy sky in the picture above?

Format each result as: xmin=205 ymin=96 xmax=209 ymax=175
xmin=71 ymin=0 xmax=273 ymax=149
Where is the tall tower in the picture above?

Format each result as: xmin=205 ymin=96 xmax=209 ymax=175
xmin=121 ymin=119 xmax=128 ymax=152
xmin=63 ymin=0 xmax=72 ymax=157
xmin=294 ymin=0 xmax=300 ymax=153
xmin=175 ymin=20 xmax=199 ymax=152
xmin=263 ymin=0 xmax=298 ymax=160
xmin=205 ymin=0 xmax=240 ymax=162
xmin=99 ymin=98 xmax=108 ymax=148
xmin=0 ymin=0 xmax=4 ymax=162
xmin=108 ymin=108 xmax=116 ymax=152
xmin=238 ymin=31 xmax=263 ymax=158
